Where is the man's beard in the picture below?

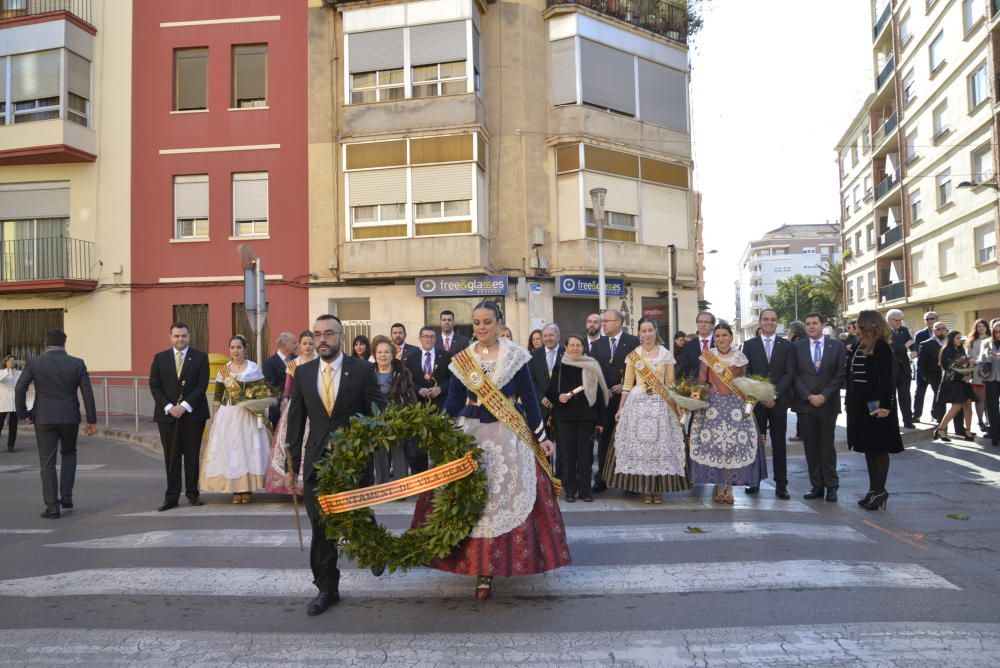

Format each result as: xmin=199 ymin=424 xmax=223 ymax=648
xmin=586 ymin=327 xmax=599 ymax=336
xmin=319 ymin=344 xmax=340 ymax=361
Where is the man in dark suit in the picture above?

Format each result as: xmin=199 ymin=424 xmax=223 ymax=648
xmin=589 ymin=309 xmax=640 ymax=491
xmin=149 ymin=322 xmax=211 ymax=511
xmin=792 ymin=313 xmax=847 ymax=502
xmin=741 ymin=309 xmax=796 ymax=499
xmin=885 ymin=309 xmax=915 ymax=428
xmin=584 ymin=313 xmax=602 ymax=354
xmin=390 ymin=323 xmax=420 ymax=362
xmin=15 ymin=330 xmax=97 ymax=519
xmin=286 ymin=314 xmax=386 ymax=617
xmin=677 ymin=311 xmax=717 ymax=379
xmin=262 ymin=331 xmax=297 ymax=427
xmin=436 ymin=310 xmax=470 ymax=354
xmin=531 ymin=324 xmax=564 ymax=473
xmin=405 ymin=327 xmax=451 ymax=472
xmin=916 ymin=321 xmax=962 ymax=432
xmin=912 ymin=311 xmax=938 ymax=422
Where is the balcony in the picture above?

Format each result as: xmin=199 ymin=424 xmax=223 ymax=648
xmin=0 ymin=237 xmax=96 ymax=294
xmin=876 ymin=55 xmax=895 ymax=90
xmin=873 ymin=3 xmax=891 ymax=40
xmin=0 ymin=118 xmax=96 ymax=165
xmin=872 ymin=112 xmax=898 ymax=150
xmin=878 ymin=224 xmax=903 ymax=251
xmin=0 ymin=0 xmax=92 ymax=28
xmin=875 ymin=170 xmax=899 ymax=201
xmin=545 ymin=0 xmax=688 ymax=45
xmin=879 ymin=280 xmax=905 ymax=302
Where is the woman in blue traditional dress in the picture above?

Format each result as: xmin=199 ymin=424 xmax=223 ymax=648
xmin=412 ymin=301 xmax=571 ymax=600
xmin=689 ymin=323 xmax=767 ymax=504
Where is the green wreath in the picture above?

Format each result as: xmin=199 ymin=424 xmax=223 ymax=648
xmin=314 ymin=402 xmax=487 ymax=573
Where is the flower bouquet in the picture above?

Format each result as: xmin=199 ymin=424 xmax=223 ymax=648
xmin=734 ymin=374 xmax=777 ymax=402
xmin=948 ymin=355 xmax=976 ymax=378
xmin=668 ymin=376 xmax=711 ymax=411
xmin=238 ymin=381 xmax=277 ymax=429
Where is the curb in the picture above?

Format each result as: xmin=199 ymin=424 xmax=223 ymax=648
xmin=97 ymin=427 xmax=163 ymax=455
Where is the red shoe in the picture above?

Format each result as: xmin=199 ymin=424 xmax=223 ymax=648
xmin=475 ymin=576 xmax=493 ymax=601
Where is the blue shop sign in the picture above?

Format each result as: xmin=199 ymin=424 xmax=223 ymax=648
xmin=416 ymin=275 xmax=509 ymax=297
xmin=558 ymin=276 xmax=625 ymax=297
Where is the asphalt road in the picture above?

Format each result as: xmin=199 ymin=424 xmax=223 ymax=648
xmin=0 ymin=430 xmax=998 ymax=666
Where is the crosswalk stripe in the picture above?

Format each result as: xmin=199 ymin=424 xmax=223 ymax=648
xmin=47 ymin=523 xmax=873 ymax=550
xmin=0 ymin=529 xmax=55 ymax=534
xmin=0 ymin=561 xmax=957 ymax=598
xmin=0 ymin=623 xmax=994 ymax=664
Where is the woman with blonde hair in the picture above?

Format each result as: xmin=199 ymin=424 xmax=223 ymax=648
xmin=968 ymin=318 xmax=991 ymax=433
xmin=845 ymin=310 xmax=902 ymax=511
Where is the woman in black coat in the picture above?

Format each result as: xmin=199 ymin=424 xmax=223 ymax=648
xmin=936 ymin=330 xmax=976 ymax=442
xmin=846 ymin=310 xmax=903 ymax=511
xmin=545 ymin=334 xmax=608 ymax=503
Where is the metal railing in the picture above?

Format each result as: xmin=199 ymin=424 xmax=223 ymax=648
xmin=0 ymin=237 xmax=93 ymax=283
xmin=547 ymin=0 xmax=687 ymax=45
xmin=0 ymin=0 xmax=91 ymax=25
xmin=876 ymin=55 xmax=895 ymax=90
xmin=873 ymin=3 xmax=891 ymax=39
xmin=87 ymin=376 xmax=154 ymax=433
xmin=878 ymin=224 xmax=903 ymax=250
xmin=873 ymin=111 xmax=898 ymax=147
xmin=875 ymin=170 xmax=899 ymax=201
xmin=879 ymin=281 xmax=905 ymax=302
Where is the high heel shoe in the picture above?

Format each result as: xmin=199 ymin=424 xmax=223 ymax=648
xmin=862 ymin=491 xmax=889 ymax=511
xmin=858 ymin=490 xmax=877 ymax=507
xmin=936 ymin=429 xmax=951 ymax=442
xmin=475 ymin=576 xmax=493 ymax=601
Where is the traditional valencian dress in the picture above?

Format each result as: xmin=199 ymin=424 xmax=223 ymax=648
xmin=603 ymin=345 xmax=689 ymax=494
xmin=264 ymin=357 xmax=310 ymax=494
xmin=689 ymin=348 xmax=767 ymax=486
xmin=412 ymin=338 xmax=571 ymax=576
xmin=199 ymin=360 xmax=273 ymax=493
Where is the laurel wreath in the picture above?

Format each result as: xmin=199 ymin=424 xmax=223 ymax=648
xmin=314 ymin=402 xmax=487 ymax=573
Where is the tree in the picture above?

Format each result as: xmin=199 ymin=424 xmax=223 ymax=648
xmin=809 ymin=260 xmax=844 ymax=327
xmin=766 ymin=274 xmax=836 ymax=329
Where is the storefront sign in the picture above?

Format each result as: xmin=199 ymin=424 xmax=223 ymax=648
xmin=416 ymin=275 xmax=509 ymax=297
xmin=558 ymin=276 xmax=625 ymax=297
xmin=643 ymin=306 xmax=665 ymax=320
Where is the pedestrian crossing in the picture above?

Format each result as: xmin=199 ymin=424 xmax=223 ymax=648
xmin=0 ymin=464 xmax=105 ymax=473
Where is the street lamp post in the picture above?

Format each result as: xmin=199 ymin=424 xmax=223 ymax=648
xmin=590 ymin=187 xmax=608 ymax=313
xmin=667 ymin=244 xmax=675 ymax=340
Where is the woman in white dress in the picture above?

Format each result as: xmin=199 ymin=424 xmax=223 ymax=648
xmin=604 ymin=317 xmax=689 ymax=504
xmin=0 ymin=355 xmax=21 ymax=452
xmin=200 ymin=335 xmax=273 ymax=503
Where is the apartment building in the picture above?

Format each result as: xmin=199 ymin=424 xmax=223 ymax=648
xmin=307 ymin=0 xmax=699 ymax=342
xmin=839 ymin=0 xmax=1000 ymax=333
xmin=0 ymin=0 xmax=132 ymax=371
xmin=129 ymin=0 xmax=309 ymax=368
xmin=736 ymin=224 xmax=841 ymax=342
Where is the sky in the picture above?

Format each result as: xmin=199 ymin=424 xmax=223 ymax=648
xmin=689 ymin=0 xmax=874 ymax=322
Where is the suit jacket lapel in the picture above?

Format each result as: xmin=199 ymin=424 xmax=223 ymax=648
xmin=330 ymin=360 xmax=350 ymax=416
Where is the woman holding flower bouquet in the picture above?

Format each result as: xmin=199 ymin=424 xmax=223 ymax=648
xmin=265 ymin=330 xmax=317 ymax=494
xmin=936 ymin=330 xmax=976 ymax=442
xmin=689 ymin=323 xmax=766 ymax=505
xmin=200 ymin=335 xmax=275 ymax=503
xmin=605 ymin=317 xmax=689 ymax=504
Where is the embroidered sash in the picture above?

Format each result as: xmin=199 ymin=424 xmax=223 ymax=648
xmin=627 ymin=350 xmax=673 ymax=405
xmin=700 ymin=350 xmax=751 ymax=403
xmin=218 ymin=365 xmax=242 ymax=400
xmin=452 ymin=349 xmax=562 ymax=495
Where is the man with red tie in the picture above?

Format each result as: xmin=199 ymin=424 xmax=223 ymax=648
xmin=435 ymin=310 xmax=470 ymax=353
xmin=677 ymin=311 xmax=717 ymax=379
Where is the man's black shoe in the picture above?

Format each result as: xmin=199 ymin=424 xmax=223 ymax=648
xmin=775 ymin=485 xmax=790 ymax=500
xmin=825 ymin=487 xmax=839 ymax=502
xmin=745 ymin=486 xmax=759 ymax=495
xmin=187 ymin=494 xmax=204 ymax=506
xmin=157 ymin=500 xmax=179 ymax=512
xmin=60 ymin=498 xmax=73 ymax=509
xmin=40 ymin=509 xmax=60 ymax=519
xmin=592 ymin=481 xmax=608 ymax=493
xmin=803 ymin=487 xmax=825 ymax=500
xmin=306 ymin=591 xmax=340 ymax=616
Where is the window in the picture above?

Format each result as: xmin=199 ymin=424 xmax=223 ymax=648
xmin=866 ymin=223 xmax=875 ymax=248
xmin=929 ymin=31 xmax=944 ymax=73
xmin=939 ymin=239 xmax=955 ymax=275
xmin=586 ymin=209 xmax=637 ymax=243
xmin=868 ymin=271 xmax=876 ymax=296
xmin=0 ymin=49 xmax=90 ymax=127
xmin=173 ymin=175 xmax=209 ymax=239
xmin=174 ymin=47 xmax=208 ymax=111
xmin=962 ymin=0 xmax=981 ymax=33
xmin=975 ymin=224 xmax=997 ymax=265
xmin=969 ymin=62 xmax=988 ymax=109
xmin=905 ymin=129 xmax=919 ymax=163
xmin=412 ymin=61 xmax=467 ymax=98
xmin=936 ymin=169 xmax=952 ymax=207
xmin=853 ymin=185 xmax=861 ymax=210
xmin=910 ymin=188 xmax=923 ymax=222
xmin=232 ymin=172 xmax=268 ymax=237
xmin=803 ymin=247 xmax=817 ymax=254
xmin=232 ymin=302 xmax=269 ymax=361
xmin=351 ymin=69 xmax=404 ymax=104
xmin=232 ymin=44 xmax=267 ymax=109
xmin=0 ymin=217 xmax=69 ymax=281
xmin=843 ymin=195 xmax=851 ymax=219
xmin=900 ymin=13 xmax=912 ymax=44
xmin=903 ymin=69 xmax=916 ymax=104
xmin=820 ymin=246 xmax=831 ymax=257
xmin=172 ymin=304 xmax=209 ymax=352
xmin=857 ymin=276 xmax=865 ymax=301
xmin=932 ymin=100 xmax=948 ymax=138
xmin=848 ymin=281 xmax=855 ymax=303
xmin=0 ymin=309 xmax=63 ymax=362
xmin=414 ymin=199 xmax=472 ymax=236
xmin=911 ymin=251 xmax=923 ymax=283
xmin=351 ymin=203 xmax=406 ymax=239
xmin=864 ymin=174 xmax=873 ymax=196
xmin=66 ymin=51 xmax=90 ymax=126
xmin=854 ymin=231 xmax=863 ymax=255
xmin=972 ymin=143 xmax=994 ymax=183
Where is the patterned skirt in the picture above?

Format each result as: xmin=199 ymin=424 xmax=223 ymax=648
xmin=603 ymin=391 xmax=690 ymax=494
xmin=689 ymin=392 xmax=767 ymax=486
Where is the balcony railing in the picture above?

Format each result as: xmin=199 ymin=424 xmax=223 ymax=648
xmin=873 ymin=3 xmax=891 ymax=39
xmin=878 ymin=224 xmax=903 ymax=250
xmin=0 ymin=237 xmax=93 ymax=283
xmin=873 ymin=112 xmax=898 ymax=147
xmin=875 ymin=170 xmax=899 ymax=201
xmin=0 ymin=0 xmax=91 ymax=25
xmin=876 ymin=55 xmax=895 ymax=90
xmin=879 ymin=281 xmax=905 ymax=302
xmin=546 ymin=0 xmax=687 ymax=45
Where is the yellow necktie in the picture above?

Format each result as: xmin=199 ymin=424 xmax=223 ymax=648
xmin=322 ymin=365 xmax=335 ymax=415
xmin=175 ymin=351 xmax=184 ymax=378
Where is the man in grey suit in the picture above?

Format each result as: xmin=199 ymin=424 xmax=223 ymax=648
xmin=15 ymin=330 xmax=97 ymax=519
xmin=792 ymin=313 xmax=847 ymax=503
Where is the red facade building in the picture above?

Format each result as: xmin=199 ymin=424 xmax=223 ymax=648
xmin=130 ymin=0 xmax=308 ymax=369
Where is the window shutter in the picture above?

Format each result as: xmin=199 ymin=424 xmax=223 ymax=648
xmin=411 ymin=164 xmax=472 ymax=203
xmin=234 ymin=44 xmax=267 ymax=102
xmin=175 ymin=48 xmax=207 ymax=110
xmin=348 ymin=28 xmax=404 ymax=73
xmin=0 ymin=57 xmax=6 ymax=102
xmin=0 ymin=182 xmax=70 ymax=219
xmin=11 ymin=50 xmax=61 ymax=102
xmin=638 ymin=59 xmax=687 ymax=132
xmin=640 ymin=182 xmax=689 ymax=247
xmin=579 ymin=39 xmax=635 ymax=116
xmin=233 ymin=173 xmax=268 ymax=221
xmin=410 ymin=21 xmax=467 ymax=67
xmin=348 ymin=168 xmax=407 ymax=207
xmin=174 ymin=175 xmax=209 ymax=219
xmin=67 ymin=51 xmax=90 ymax=99
xmin=549 ymin=38 xmax=577 ymax=106
xmin=583 ymin=172 xmax=638 ymax=215
xmin=472 ymin=25 xmax=481 ymax=73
